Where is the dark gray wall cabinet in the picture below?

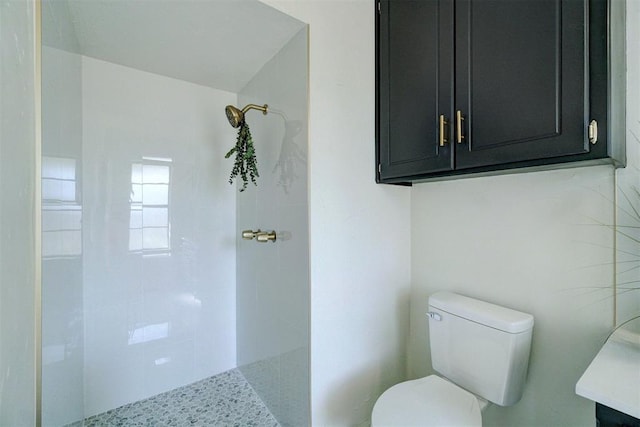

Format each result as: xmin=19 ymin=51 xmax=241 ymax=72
xmin=376 ymin=0 xmax=625 ymax=184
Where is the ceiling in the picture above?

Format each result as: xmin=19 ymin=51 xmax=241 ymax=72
xmin=42 ymin=0 xmax=306 ymax=93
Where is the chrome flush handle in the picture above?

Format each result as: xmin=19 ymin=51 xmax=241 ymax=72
xmin=427 ymin=311 xmax=442 ymax=321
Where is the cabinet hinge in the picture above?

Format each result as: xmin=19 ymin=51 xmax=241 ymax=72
xmin=378 ymin=164 xmax=382 ymax=173
xmin=377 ymin=1 xmax=381 ymax=14
xmin=588 ymin=120 xmax=598 ymax=145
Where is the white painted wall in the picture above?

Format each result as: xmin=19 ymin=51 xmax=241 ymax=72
xmin=0 ymin=0 xmax=38 ymax=425
xmin=81 ymin=57 xmax=238 ymax=416
xmin=261 ymin=1 xmax=412 ymax=426
xmin=410 ymin=166 xmax=615 ymax=426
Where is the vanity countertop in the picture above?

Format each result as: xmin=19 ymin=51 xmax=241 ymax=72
xmin=576 ymin=317 xmax=640 ymax=419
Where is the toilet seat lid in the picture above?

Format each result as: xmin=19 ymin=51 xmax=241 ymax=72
xmin=371 ymin=375 xmax=482 ymax=427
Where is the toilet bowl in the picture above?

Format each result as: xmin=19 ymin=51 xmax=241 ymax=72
xmin=371 ymin=292 xmax=534 ymax=427
xmin=372 ymin=375 xmax=485 ymax=427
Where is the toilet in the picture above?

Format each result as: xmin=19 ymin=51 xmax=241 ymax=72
xmin=372 ymin=291 xmax=534 ymax=426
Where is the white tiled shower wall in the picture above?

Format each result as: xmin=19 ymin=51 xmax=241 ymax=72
xmin=80 ymin=57 xmax=238 ymax=417
xmin=236 ymin=28 xmax=310 ymax=427
xmin=41 ymin=45 xmax=240 ymax=425
xmin=41 ymin=0 xmax=308 ymax=424
xmin=41 ymin=2 xmax=85 ymax=423
xmin=41 ymin=46 xmax=84 ymax=427
xmin=43 ymin=35 xmax=311 ymax=423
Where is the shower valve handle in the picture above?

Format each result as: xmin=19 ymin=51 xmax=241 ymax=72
xmin=242 ymin=229 xmax=260 ymax=240
xmin=242 ymin=229 xmax=277 ymax=243
xmin=256 ymin=231 xmax=277 ymax=243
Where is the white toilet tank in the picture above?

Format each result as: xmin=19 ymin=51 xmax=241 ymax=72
xmin=428 ymin=292 xmax=534 ymax=406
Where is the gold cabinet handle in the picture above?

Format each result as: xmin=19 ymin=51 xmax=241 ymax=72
xmin=588 ymin=120 xmax=598 ymax=145
xmin=439 ymin=115 xmax=449 ymax=147
xmin=456 ymin=110 xmax=465 ymax=144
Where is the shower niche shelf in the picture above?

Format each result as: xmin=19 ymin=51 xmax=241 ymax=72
xmin=375 ymin=0 xmax=625 ymax=184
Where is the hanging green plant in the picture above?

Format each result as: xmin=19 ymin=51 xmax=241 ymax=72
xmin=225 ymin=121 xmax=259 ymax=192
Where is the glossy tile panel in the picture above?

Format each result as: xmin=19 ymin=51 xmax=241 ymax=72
xmin=236 ymin=28 xmax=310 ymax=426
xmin=0 ymin=1 xmax=38 ymax=425
xmin=81 ymin=57 xmax=238 ymax=416
xmin=41 ymin=46 xmax=85 ymax=427
xmin=42 ymin=2 xmax=88 ymax=424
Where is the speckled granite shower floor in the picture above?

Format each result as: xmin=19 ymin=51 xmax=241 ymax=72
xmin=77 ymin=369 xmax=280 ymax=427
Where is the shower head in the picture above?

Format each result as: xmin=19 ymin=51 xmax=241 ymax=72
xmin=225 ymin=105 xmax=244 ymax=128
xmin=225 ymin=104 xmax=268 ymax=128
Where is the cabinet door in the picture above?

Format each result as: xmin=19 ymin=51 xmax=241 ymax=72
xmin=377 ymin=0 xmax=454 ymax=181
xmin=454 ymin=0 xmax=589 ymax=170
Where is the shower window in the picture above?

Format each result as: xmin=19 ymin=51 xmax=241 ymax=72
xmin=129 ymin=158 xmax=172 ymax=255
xmin=42 ymin=156 xmax=82 ymax=258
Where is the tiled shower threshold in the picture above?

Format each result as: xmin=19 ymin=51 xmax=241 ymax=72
xmin=65 ymin=368 xmax=280 ymax=427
